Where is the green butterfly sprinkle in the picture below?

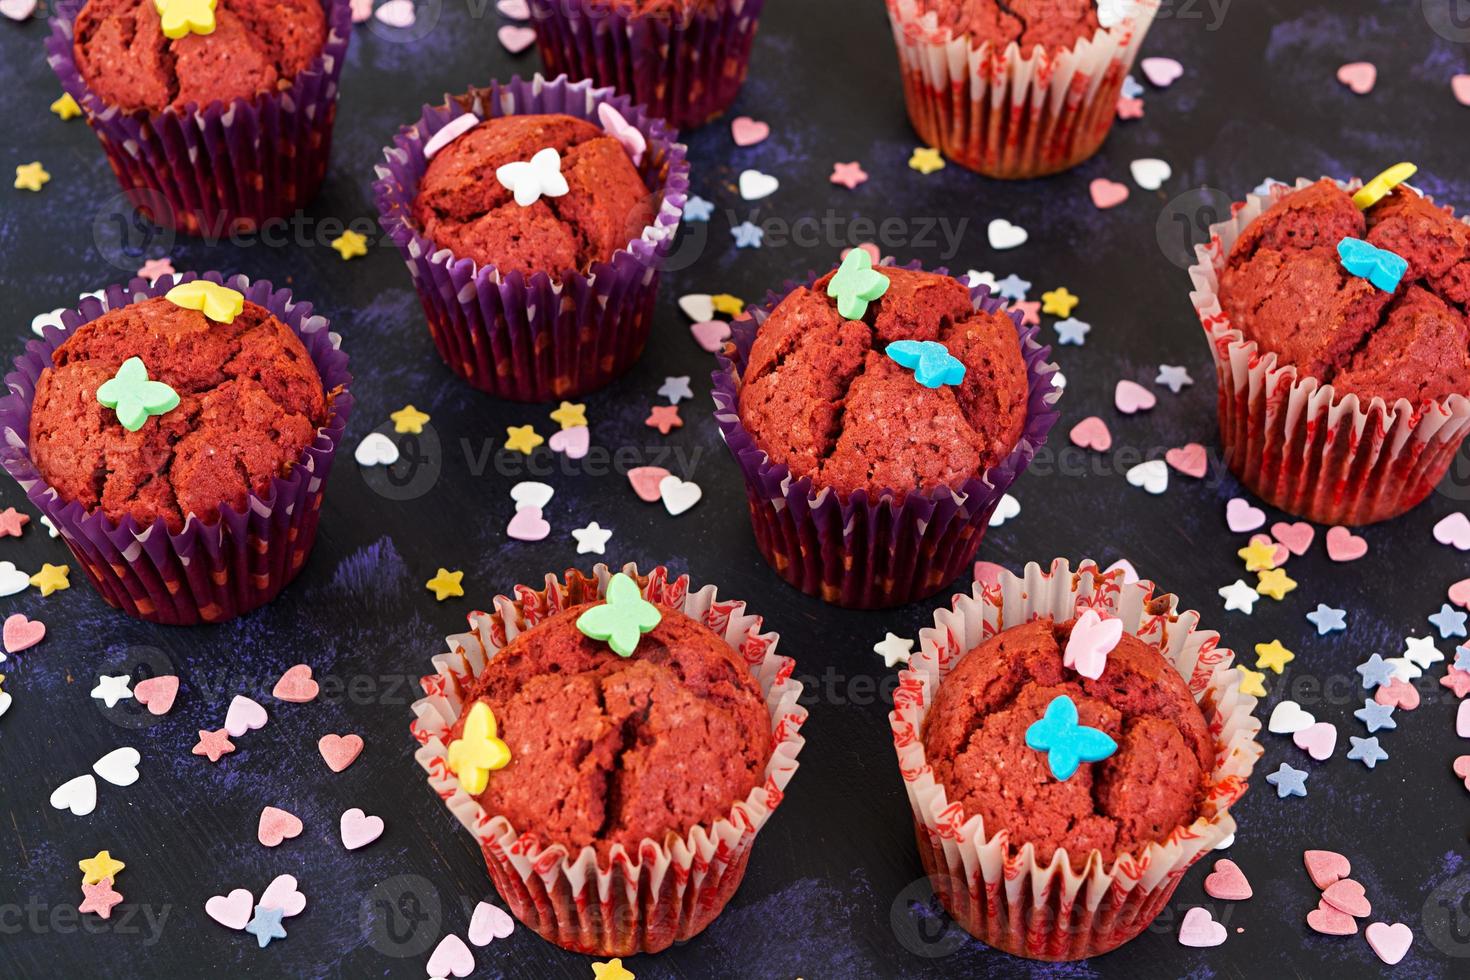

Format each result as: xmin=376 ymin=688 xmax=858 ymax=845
xmin=826 ymin=248 xmax=891 ymax=320
xmin=576 ymin=573 xmax=662 ymax=658
xmin=96 ymin=357 xmax=180 ymax=432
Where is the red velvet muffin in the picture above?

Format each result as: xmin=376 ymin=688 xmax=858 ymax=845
xmin=737 ymin=266 xmax=1030 ymax=499
xmin=411 ymin=113 xmax=655 ymax=278
xmin=1219 ymin=179 xmax=1470 ymax=407
xmin=449 ymin=600 xmax=773 ymax=856
xmin=29 ymin=295 xmax=329 ymax=533
xmin=921 ymin=618 xmax=1212 ymax=870
xmin=917 ymin=0 xmax=1103 ymax=54
xmin=72 ymin=0 xmax=327 ymax=113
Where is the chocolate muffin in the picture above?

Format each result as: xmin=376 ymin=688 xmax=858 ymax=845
xmin=29 ymin=294 xmax=328 ymax=532
xmin=921 ymin=618 xmax=1212 ymax=869
xmin=737 ymin=266 xmax=1029 ymax=498
xmin=72 ymin=0 xmax=328 ymax=114
xmin=917 ymin=0 xmax=1104 ymax=54
xmin=1219 ymin=179 xmax=1470 ymax=407
xmin=450 ymin=601 xmax=773 ymax=855
xmin=411 ymin=113 xmax=656 ymax=278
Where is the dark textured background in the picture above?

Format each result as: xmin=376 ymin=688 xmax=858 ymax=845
xmin=3 ymin=0 xmax=1470 ymax=976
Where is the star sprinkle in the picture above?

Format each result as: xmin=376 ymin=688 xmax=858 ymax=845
xmin=1116 ymin=96 xmax=1144 ymax=119
xmin=657 ymin=376 xmax=692 ymax=403
xmin=0 ymin=508 xmax=29 ymax=538
xmin=79 ymin=851 xmax=126 ymax=885
xmin=831 ymin=161 xmax=868 ymax=189
xmin=571 ymin=522 xmax=613 ymax=555
xmin=154 ymin=0 xmax=216 ymax=38
xmin=1442 ymin=668 xmax=1470 ymax=698
xmin=14 ymin=162 xmax=49 ymax=192
xmin=1354 ymin=699 xmax=1397 ymax=733
xmin=1121 ymin=75 xmax=1144 ymax=99
xmin=1011 ymin=301 xmax=1041 ymax=326
xmin=165 ymin=280 xmax=243 ymax=323
xmin=79 ymin=879 xmax=123 ymax=919
xmin=1404 ymin=635 xmax=1445 ymax=669
xmin=908 ymin=147 xmax=945 ymax=174
xmin=1041 ymin=287 xmax=1079 ymax=317
xmin=1385 ymin=657 xmax=1422 ymax=683
xmin=710 ymin=294 xmax=745 ymax=316
xmin=192 ymin=728 xmax=235 ymax=763
xmin=1235 ymin=666 xmax=1267 ymax=698
xmin=548 ymin=401 xmax=586 ymax=429
xmin=1155 ymin=364 xmax=1194 ymax=393
xmin=30 ymin=563 xmax=69 ymax=596
xmin=390 ymin=404 xmax=430 ymax=434
xmin=1256 ymin=567 xmax=1297 ymax=600
xmin=503 ymin=425 xmax=543 ymax=454
xmin=1307 ymin=604 xmax=1347 ymax=635
xmin=1025 ymin=695 xmax=1117 ymax=780
xmin=330 ymin=229 xmax=368 ymax=261
xmin=1265 ymin=762 xmax=1308 ymax=799
xmin=1346 ymin=735 xmax=1388 ymax=769
xmin=887 ymin=340 xmax=965 ymax=388
xmin=1458 ymin=647 xmax=1470 ymax=672
xmin=576 ymin=573 xmax=661 ymax=657
xmin=994 ymin=274 xmax=1031 ymax=301
xmin=1054 ymin=318 xmax=1090 ymax=345
xmin=137 ymin=257 xmax=176 ymax=282
xmin=873 ymin=633 xmax=914 ymax=669
xmin=592 ymin=960 xmax=635 ymax=980
xmin=1255 ymin=640 xmax=1295 ymax=674
xmin=90 ymin=674 xmax=132 ymax=708
xmin=683 ymin=195 xmax=713 ymax=222
xmin=1238 ymin=539 xmax=1281 ymax=572
xmin=244 ymin=906 xmax=287 ymax=948
xmin=497 ymin=148 xmax=569 ymax=206
xmin=827 ymin=248 xmax=891 ymax=320
xmin=51 ymin=93 xmax=81 ymax=120
xmin=1219 ymin=579 xmax=1260 ymax=614
xmin=446 ymin=702 xmax=511 ymax=794
xmin=425 ymin=568 xmax=464 ymax=601
xmin=1356 ymin=654 xmax=1395 ymax=690
xmin=1430 ymin=604 xmax=1468 ymax=639
xmin=645 ymin=405 xmax=682 ymax=435
xmin=730 ymin=221 xmax=764 ymax=248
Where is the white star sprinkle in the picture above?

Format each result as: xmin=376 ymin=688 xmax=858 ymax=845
xmin=873 ymin=632 xmax=915 ymax=668
xmin=90 ymin=674 xmax=134 ymax=709
xmin=658 ymin=376 xmax=693 ymax=404
xmin=571 ymin=522 xmax=613 ymax=555
xmin=1218 ymin=579 xmax=1260 ymax=614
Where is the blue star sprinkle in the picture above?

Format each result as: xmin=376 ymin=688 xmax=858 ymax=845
xmin=886 ymin=340 xmax=966 ymax=389
xmin=1155 ymin=364 xmax=1194 ymax=393
xmin=1054 ymin=317 xmax=1090 ymax=345
xmin=244 ymin=906 xmax=287 ymax=948
xmin=1355 ymin=653 xmax=1394 ymax=690
xmin=1024 ymin=695 xmax=1118 ymax=781
xmin=1429 ymin=604 xmax=1468 ymax=639
xmin=1265 ymin=762 xmax=1309 ymax=799
xmin=1346 ymin=736 xmax=1388 ymax=769
xmin=1456 ymin=646 xmax=1470 ymax=672
xmin=1306 ymin=604 xmax=1347 ymax=635
xmin=683 ymin=195 xmax=714 ymax=222
xmin=1338 ymin=236 xmax=1408 ymax=292
xmin=994 ymin=273 xmax=1032 ymax=302
xmin=730 ymin=221 xmax=764 ymax=249
xmin=1122 ymin=75 xmax=1145 ymax=99
xmin=1354 ymin=699 xmax=1397 ymax=733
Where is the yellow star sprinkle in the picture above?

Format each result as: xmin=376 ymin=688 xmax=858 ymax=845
xmin=30 ymin=563 xmax=70 ymax=596
xmin=548 ymin=401 xmax=587 ymax=430
xmin=165 ymin=281 xmax=244 ymax=324
xmin=1352 ymin=162 xmax=1416 ymax=210
xmin=1256 ymin=567 xmax=1297 ymax=601
xmin=1254 ymin=639 xmax=1295 ymax=674
xmin=15 ymin=162 xmax=50 ymax=192
xmin=330 ymin=229 xmax=368 ymax=261
xmin=504 ymin=425 xmax=544 ymax=455
xmin=591 ymin=960 xmax=635 ymax=980
xmin=1235 ymin=665 xmax=1267 ymax=698
xmin=908 ymin=147 xmax=945 ymax=175
xmin=153 ymin=0 xmax=217 ymax=40
xmin=389 ymin=405 xmax=430 ymax=434
xmin=1040 ymin=287 xmax=1079 ymax=318
xmin=710 ymin=293 xmax=745 ymax=317
xmin=51 ymin=94 xmax=82 ymax=121
xmin=446 ymin=702 xmax=511 ymax=795
xmin=425 ymin=568 xmax=464 ymax=602
xmin=1237 ymin=539 xmax=1281 ymax=573
xmin=79 ymin=851 xmax=126 ymax=886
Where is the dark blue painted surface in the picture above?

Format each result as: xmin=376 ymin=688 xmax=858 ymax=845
xmin=2 ymin=1 xmax=1469 ymax=976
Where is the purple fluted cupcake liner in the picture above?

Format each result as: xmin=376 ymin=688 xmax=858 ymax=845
xmin=0 ymin=272 xmax=352 ymax=625
xmin=46 ymin=0 xmax=352 ymax=237
xmin=712 ymin=265 xmax=1062 ymax=609
xmin=529 ymin=0 xmax=765 ymax=129
xmin=372 ymin=73 xmax=689 ymax=402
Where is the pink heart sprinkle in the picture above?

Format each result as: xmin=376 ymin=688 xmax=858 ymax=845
xmin=0 ymin=0 xmax=38 ymax=21
xmin=2 ymin=613 xmax=45 ymax=653
xmin=1270 ymin=521 xmax=1315 ymax=556
xmin=842 ymin=242 xmax=883 ymax=264
xmin=132 ymin=675 xmax=179 ymax=716
xmin=1453 ymin=755 xmax=1470 ymax=791
xmin=1365 ymin=921 xmax=1413 ymax=966
xmin=1292 ymin=722 xmax=1337 ymax=761
xmin=1374 ymin=678 xmax=1420 ymax=711
xmin=467 ymin=901 xmax=515 ymax=946
xmin=1307 ymin=901 xmax=1358 ymax=935
xmin=1434 ymin=512 xmax=1470 ymax=550
xmin=1177 ymin=906 xmax=1226 ymax=947
xmin=1304 ymin=849 xmax=1351 ymax=889
xmin=597 ymin=103 xmax=646 ymax=168
xmin=1337 ymin=61 xmax=1376 ymax=95
xmin=498 ymin=24 xmax=536 ymax=54
xmin=496 ymin=0 xmax=529 ymax=17
xmin=1326 ymin=525 xmax=1368 ymax=562
xmin=224 ymin=695 xmax=268 ymax=737
xmin=1089 ymin=178 xmax=1130 ymax=209
xmin=1062 ymin=608 xmax=1123 ymax=680
xmin=1140 ymin=56 xmax=1183 ymax=88
xmin=1450 ymin=578 xmax=1470 ymax=608
xmin=730 ymin=116 xmax=770 ymax=147
xmin=259 ymin=874 xmax=307 ymax=917
xmin=258 ymin=806 xmax=304 ymax=847
xmin=1069 ymin=416 xmax=1112 ymax=452
xmin=1459 ymin=699 xmax=1470 ymax=738
xmin=318 ymin=733 xmax=364 ymax=772
xmin=340 ymin=807 xmax=385 ymax=850
xmin=373 ymin=0 xmax=415 ymax=28
xmin=272 ymin=664 xmax=319 ymax=703
xmin=426 ymin=934 xmax=475 ymax=978
xmin=973 ymin=561 xmax=1007 ymax=590
xmin=1321 ymin=878 xmax=1371 ymax=918
xmin=1165 ymin=443 xmax=1207 ymax=479
xmin=1203 ymin=858 xmax=1253 ymax=901
xmin=1225 ymin=497 xmax=1266 ymax=533
xmin=506 ymin=507 xmax=551 ymax=542
xmin=548 ymin=425 xmax=590 ymax=460
xmin=205 ymin=888 xmax=255 ymax=930
xmin=1114 ymin=379 xmax=1156 ymax=414
xmin=690 ymin=320 xmax=730 ymax=353
xmin=628 ymin=466 xmax=671 ymax=503
xmin=1454 ymin=74 xmax=1470 ymax=107
xmin=349 ymin=0 xmax=372 ymax=22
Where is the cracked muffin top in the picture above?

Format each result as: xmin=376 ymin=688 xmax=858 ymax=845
xmin=450 ymin=600 xmax=772 ymax=856
xmin=72 ymin=0 xmax=328 ymax=113
xmin=922 ymin=617 xmax=1213 ymax=870
xmin=412 ymin=113 xmax=656 ymax=278
xmin=737 ymin=265 xmax=1030 ymax=499
xmin=1218 ymin=179 xmax=1470 ymax=407
xmin=916 ymin=0 xmax=1107 ymax=54
xmin=29 ymin=294 xmax=328 ymax=532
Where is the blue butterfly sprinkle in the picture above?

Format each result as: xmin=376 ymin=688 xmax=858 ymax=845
xmin=886 ymin=340 xmax=966 ymax=389
xmin=1337 ymin=236 xmax=1408 ymax=293
xmin=1025 ymin=695 xmax=1118 ymax=781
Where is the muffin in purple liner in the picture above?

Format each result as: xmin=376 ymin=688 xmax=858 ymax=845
xmin=46 ymin=0 xmax=352 ymax=237
xmin=529 ymin=0 xmax=766 ymax=129
xmin=372 ymin=74 xmax=689 ymax=401
xmin=712 ymin=259 xmax=1061 ymax=608
xmin=0 ymin=272 xmax=352 ymax=625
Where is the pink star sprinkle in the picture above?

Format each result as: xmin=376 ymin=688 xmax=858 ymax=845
xmin=0 ymin=507 xmax=29 ymax=537
xmin=830 ymin=162 xmax=868 ymax=190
